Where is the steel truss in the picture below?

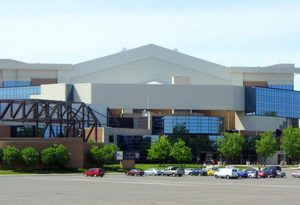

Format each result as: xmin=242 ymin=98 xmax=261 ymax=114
xmin=0 ymin=99 xmax=101 ymax=142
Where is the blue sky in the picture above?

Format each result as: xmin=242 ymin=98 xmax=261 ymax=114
xmin=0 ymin=1 xmax=299 ymax=70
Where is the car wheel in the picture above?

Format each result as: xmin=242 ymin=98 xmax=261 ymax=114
xmin=226 ymin=175 xmax=230 ymax=179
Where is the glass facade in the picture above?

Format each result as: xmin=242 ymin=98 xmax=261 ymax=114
xmin=245 ymin=87 xmax=300 ymax=118
xmin=152 ymin=115 xmax=223 ymax=135
xmin=268 ymin=84 xmax=293 ymax=90
xmin=1 ymin=81 xmax=31 ymax=88
xmin=0 ymin=86 xmax=40 ymax=99
xmin=117 ymin=135 xmax=159 ymax=162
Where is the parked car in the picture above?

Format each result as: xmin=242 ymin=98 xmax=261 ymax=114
xmin=246 ymin=170 xmax=258 ymax=178
xmin=125 ymin=169 xmax=145 ymax=176
xmin=207 ymin=166 xmax=220 ymax=176
xmin=189 ymin=168 xmax=208 ymax=176
xmin=144 ymin=168 xmax=162 ymax=176
xmin=236 ymin=168 xmax=248 ymax=178
xmin=214 ymin=168 xmax=239 ymax=179
xmin=162 ymin=166 xmax=185 ymax=177
xmin=258 ymin=169 xmax=269 ymax=178
xmin=245 ymin=168 xmax=258 ymax=178
xmin=263 ymin=166 xmax=286 ymax=178
xmin=84 ymin=168 xmax=105 ymax=177
xmin=185 ymin=168 xmax=194 ymax=175
xmin=292 ymin=170 xmax=300 ymax=178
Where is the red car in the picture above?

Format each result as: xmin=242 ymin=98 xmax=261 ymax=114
xmin=125 ymin=169 xmax=144 ymax=176
xmin=84 ymin=168 xmax=105 ymax=177
xmin=258 ymin=170 xmax=268 ymax=178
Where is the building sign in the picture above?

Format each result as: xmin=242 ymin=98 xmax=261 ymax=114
xmin=116 ymin=151 xmax=123 ymax=160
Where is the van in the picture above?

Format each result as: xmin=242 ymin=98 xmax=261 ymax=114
xmin=214 ymin=168 xmax=239 ymax=179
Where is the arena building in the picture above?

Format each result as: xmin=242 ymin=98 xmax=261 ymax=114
xmin=1 ymin=44 xmax=299 ymax=166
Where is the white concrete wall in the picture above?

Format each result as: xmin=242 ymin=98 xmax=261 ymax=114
xmin=73 ymin=83 xmax=92 ymax=104
xmin=30 ymin=84 xmax=67 ymax=101
xmin=1 ymin=69 xmax=57 ymax=81
xmin=71 ymin=57 xmax=233 ymax=85
xmin=89 ymin=84 xmax=244 ymax=111
xmin=235 ymin=112 xmax=286 ymax=131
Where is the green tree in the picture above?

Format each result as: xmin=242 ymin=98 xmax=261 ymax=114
xmin=148 ymin=135 xmax=171 ymax=165
xmin=281 ymin=127 xmax=300 ymax=163
xmin=21 ymin=147 xmax=39 ymax=165
xmin=255 ymin=131 xmax=278 ymax=165
xmin=41 ymin=144 xmax=70 ymax=168
xmin=0 ymin=147 xmax=3 ymax=162
xmin=170 ymin=139 xmax=192 ymax=167
xmin=2 ymin=146 xmax=21 ymax=166
xmin=89 ymin=144 xmax=118 ymax=166
xmin=100 ymin=144 xmax=118 ymax=165
xmin=89 ymin=145 xmax=102 ymax=164
xmin=217 ymin=132 xmax=245 ymax=163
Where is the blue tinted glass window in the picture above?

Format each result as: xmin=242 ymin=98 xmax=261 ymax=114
xmin=245 ymin=87 xmax=300 ymax=118
xmin=162 ymin=115 xmax=223 ymax=134
xmin=2 ymin=81 xmax=31 ymax=88
xmin=0 ymin=86 xmax=41 ymax=99
xmin=268 ymin=84 xmax=293 ymax=90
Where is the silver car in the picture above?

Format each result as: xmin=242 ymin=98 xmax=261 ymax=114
xmin=144 ymin=168 xmax=162 ymax=176
xmin=292 ymin=171 xmax=300 ymax=178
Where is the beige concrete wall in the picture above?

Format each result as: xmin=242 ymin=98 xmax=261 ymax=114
xmin=243 ymin=73 xmax=294 ymax=85
xmin=235 ymin=112 xmax=286 ymax=132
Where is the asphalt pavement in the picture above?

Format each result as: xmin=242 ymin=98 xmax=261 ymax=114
xmin=0 ymin=173 xmax=299 ymax=205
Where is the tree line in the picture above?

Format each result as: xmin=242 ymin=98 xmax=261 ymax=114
xmin=147 ymin=127 xmax=300 ymax=165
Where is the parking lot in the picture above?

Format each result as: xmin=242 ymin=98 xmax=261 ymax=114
xmin=0 ymin=173 xmax=299 ymax=205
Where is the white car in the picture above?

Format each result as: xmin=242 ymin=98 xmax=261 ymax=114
xmin=246 ymin=170 xmax=257 ymax=178
xmin=184 ymin=168 xmax=194 ymax=175
xmin=214 ymin=168 xmax=239 ymax=179
xmin=292 ymin=170 xmax=300 ymax=178
xmin=144 ymin=168 xmax=162 ymax=176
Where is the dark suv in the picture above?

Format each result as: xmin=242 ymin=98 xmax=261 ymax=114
xmin=264 ymin=166 xmax=286 ymax=178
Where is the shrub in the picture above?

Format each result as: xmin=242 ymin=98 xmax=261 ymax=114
xmin=2 ymin=146 xmax=21 ymax=165
xmin=41 ymin=144 xmax=70 ymax=168
xmin=21 ymin=147 xmax=39 ymax=165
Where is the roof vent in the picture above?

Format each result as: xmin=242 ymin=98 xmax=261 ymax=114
xmin=121 ymin=47 xmax=127 ymax=52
